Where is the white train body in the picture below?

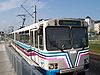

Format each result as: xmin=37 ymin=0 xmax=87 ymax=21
xmin=9 ymin=18 xmax=89 ymax=75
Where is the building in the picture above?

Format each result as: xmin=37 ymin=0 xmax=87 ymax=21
xmin=85 ymin=16 xmax=94 ymax=32
xmin=0 ymin=31 xmax=4 ymax=36
xmin=0 ymin=31 xmax=4 ymax=41
xmin=94 ymin=20 xmax=100 ymax=34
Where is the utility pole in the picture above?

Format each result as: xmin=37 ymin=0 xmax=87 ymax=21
xmin=21 ymin=5 xmax=34 ymax=18
xmin=34 ymin=5 xmax=37 ymax=23
xmin=21 ymin=5 xmax=37 ymax=23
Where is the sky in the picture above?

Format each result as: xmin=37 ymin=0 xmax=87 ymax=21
xmin=0 ymin=0 xmax=100 ymax=32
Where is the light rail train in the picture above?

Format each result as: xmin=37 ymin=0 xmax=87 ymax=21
xmin=9 ymin=18 xmax=89 ymax=75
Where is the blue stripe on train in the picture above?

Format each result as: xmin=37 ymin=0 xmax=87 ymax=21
xmin=15 ymin=41 xmax=89 ymax=55
xmin=14 ymin=41 xmax=73 ymax=68
xmin=16 ymin=42 xmax=72 ymax=68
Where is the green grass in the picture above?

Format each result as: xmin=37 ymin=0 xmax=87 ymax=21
xmin=89 ymin=40 xmax=100 ymax=44
xmin=89 ymin=44 xmax=100 ymax=53
xmin=89 ymin=40 xmax=100 ymax=54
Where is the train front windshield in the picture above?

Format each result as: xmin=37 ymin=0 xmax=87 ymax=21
xmin=72 ymin=27 xmax=88 ymax=49
xmin=45 ymin=26 xmax=88 ymax=51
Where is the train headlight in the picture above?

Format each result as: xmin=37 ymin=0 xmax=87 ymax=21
xmin=49 ymin=64 xmax=54 ymax=69
xmin=84 ymin=58 xmax=89 ymax=70
xmin=49 ymin=63 xmax=58 ymax=69
xmin=84 ymin=58 xmax=89 ymax=64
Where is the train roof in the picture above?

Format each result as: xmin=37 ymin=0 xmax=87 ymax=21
xmin=11 ymin=18 xmax=85 ymax=34
xmin=11 ymin=20 xmax=47 ymax=34
xmin=12 ymin=24 xmax=37 ymax=33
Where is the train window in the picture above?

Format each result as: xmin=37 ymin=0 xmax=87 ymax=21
xmin=39 ymin=35 xmax=43 ymax=50
xmin=35 ymin=31 xmax=38 ymax=48
xmin=46 ymin=26 xmax=71 ymax=51
xmin=34 ymin=25 xmax=44 ymax=49
xmin=16 ymin=33 xmax=20 ymax=41
xmin=38 ymin=26 xmax=43 ymax=35
xmin=19 ymin=30 xmax=29 ymax=44
xmin=30 ymin=31 xmax=33 ymax=46
xmin=38 ymin=26 xmax=44 ymax=50
xmin=39 ymin=26 xmax=43 ymax=50
xmin=19 ymin=32 xmax=25 ymax=43
xmin=23 ymin=31 xmax=29 ymax=44
xmin=24 ymin=30 xmax=29 ymax=44
xmin=72 ymin=27 xmax=88 ymax=49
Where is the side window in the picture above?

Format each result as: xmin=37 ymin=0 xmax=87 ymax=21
xmin=16 ymin=33 xmax=20 ymax=41
xmin=24 ymin=30 xmax=29 ymax=44
xmin=39 ymin=35 xmax=43 ymax=50
xmin=19 ymin=32 xmax=24 ymax=43
xmin=30 ymin=31 xmax=33 ymax=46
xmin=34 ymin=25 xmax=44 ymax=50
xmin=38 ymin=26 xmax=44 ymax=50
xmin=35 ymin=31 xmax=38 ymax=48
xmin=19 ymin=31 xmax=29 ymax=44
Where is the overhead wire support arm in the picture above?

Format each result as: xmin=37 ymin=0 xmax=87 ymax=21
xmin=17 ymin=14 xmax=26 ymax=28
xmin=21 ymin=5 xmax=34 ymax=18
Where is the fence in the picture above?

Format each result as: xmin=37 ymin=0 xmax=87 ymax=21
xmin=5 ymin=44 xmax=43 ymax=75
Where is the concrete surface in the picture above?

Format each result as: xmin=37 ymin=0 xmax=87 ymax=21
xmin=0 ymin=41 xmax=17 ymax=75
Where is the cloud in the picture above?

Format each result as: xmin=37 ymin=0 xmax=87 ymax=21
xmin=22 ymin=0 xmax=48 ymax=9
xmin=36 ymin=1 xmax=47 ymax=9
xmin=0 ymin=0 xmax=22 ymax=11
xmin=0 ymin=0 xmax=47 ymax=12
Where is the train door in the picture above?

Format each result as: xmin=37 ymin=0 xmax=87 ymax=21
xmin=38 ymin=25 xmax=44 ymax=67
xmin=33 ymin=25 xmax=44 ymax=64
xmin=33 ymin=29 xmax=39 ymax=64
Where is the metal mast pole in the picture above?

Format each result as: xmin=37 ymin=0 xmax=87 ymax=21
xmin=34 ymin=5 xmax=37 ymax=23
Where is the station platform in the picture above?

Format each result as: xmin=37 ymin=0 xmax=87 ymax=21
xmin=0 ymin=41 xmax=17 ymax=75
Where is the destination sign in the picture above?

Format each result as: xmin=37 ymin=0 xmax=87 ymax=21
xmin=59 ymin=20 xmax=81 ymax=26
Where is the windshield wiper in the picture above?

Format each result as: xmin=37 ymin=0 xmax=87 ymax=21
xmin=82 ymin=38 xmax=87 ymax=49
xmin=47 ymin=34 xmax=63 ymax=52
xmin=50 ymin=41 xmax=65 ymax=52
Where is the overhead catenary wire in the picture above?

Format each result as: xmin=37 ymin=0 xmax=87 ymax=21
xmin=16 ymin=0 xmax=29 ymax=16
xmin=15 ymin=0 xmax=40 ymax=29
xmin=21 ymin=0 xmax=29 ymax=5
xmin=21 ymin=5 xmax=34 ymax=18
